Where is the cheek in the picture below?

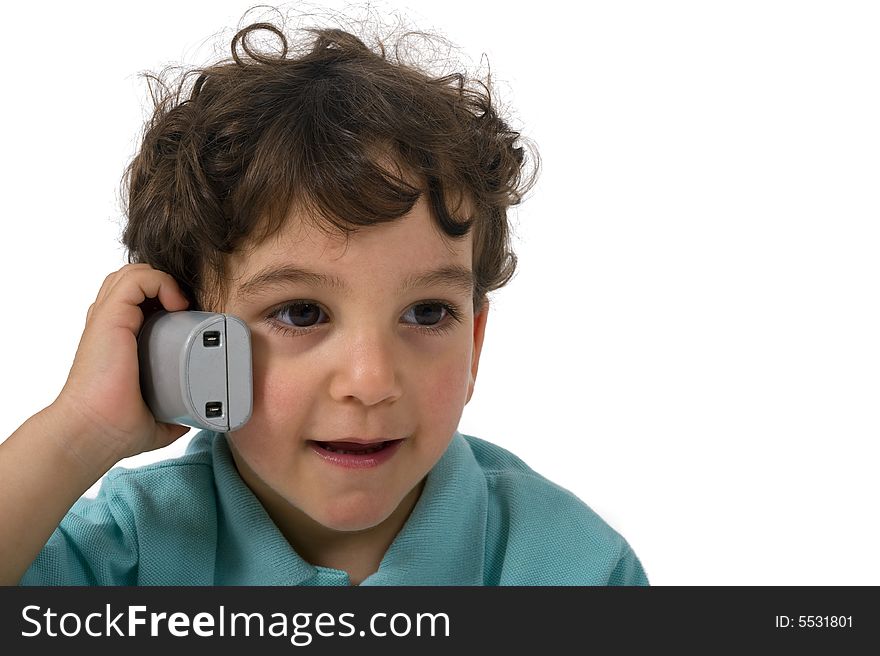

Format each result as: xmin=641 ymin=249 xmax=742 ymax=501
xmin=228 ymin=339 xmax=316 ymax=463
xmin=230 ymin=332 xmax=473 ymax=461
xmin=252 ymin=334 xmax=317 ymax=418
xmin=257 ymin=365 xmax=312 ymax=425
xmin=414 ymin=351 xmax=471 ymax=425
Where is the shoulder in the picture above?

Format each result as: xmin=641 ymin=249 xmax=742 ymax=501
xmin=22 ymin=432 xmax=221 ymax=585
xmin=461 ymin=433 xmax=595 ymax=516
xmin=459 ymin=433 xmax=648 ymax=585
xmin=102 ymin=433 xmax=216 ymax=502
xmin=461 ymin=433 xmax=611 ymax=533
xmin=96 ymin=432 xmax=220 ymax=539
xmin=85 ymin=430 xmax=219 ymax=531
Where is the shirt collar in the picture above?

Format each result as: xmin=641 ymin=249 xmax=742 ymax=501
xmin=201 ymin=431 xmax=488 ymax=586
xmin=361 ymin=433 xmax=488 ymax=586
xmin=207 ymin=431 xmax=317 ymax=585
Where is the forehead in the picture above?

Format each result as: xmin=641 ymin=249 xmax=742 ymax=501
xmin=226 ymin=196 xmax=474 ymax=301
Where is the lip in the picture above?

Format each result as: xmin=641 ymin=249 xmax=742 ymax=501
xmin=308 ymin=438 xmax=405 ymax=469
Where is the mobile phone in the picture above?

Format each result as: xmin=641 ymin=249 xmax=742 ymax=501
xmin=136 ymin=310 xmax=253 ymax=432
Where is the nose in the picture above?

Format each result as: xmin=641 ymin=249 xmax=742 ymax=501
xmin=328 ymin=331 xmax=403 ymax=407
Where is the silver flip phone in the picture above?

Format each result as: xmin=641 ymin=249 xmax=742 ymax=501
xmin=137 ymin=311 xmax=253 ymax=432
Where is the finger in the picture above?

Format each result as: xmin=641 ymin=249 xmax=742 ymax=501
xmin=95 ymin=264 xmax=161 ymax=308
xmin=85 ymin=268 xmax=190 ymax=339
xmin=100 ymin=263 xmax=160 ymax=307
xmin=117 ymin=268 xmax=190 ymax=313
xmin=100 ymin=267 xmax=190 ymax=320
xmin=93 ymin=270 xmax=121 ymax=307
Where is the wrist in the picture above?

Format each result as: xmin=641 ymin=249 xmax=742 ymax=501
xmin=35 ymin=402 xmax=125 ymax=479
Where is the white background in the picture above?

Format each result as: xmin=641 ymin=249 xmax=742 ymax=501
xmin=1 ymin=0 xmax=878 ymax=585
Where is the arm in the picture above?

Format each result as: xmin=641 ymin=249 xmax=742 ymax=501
xmin=608 ymin=545 xmax=650 ymax=586
xmin=0 ymin=264 xmax=191 ymax=585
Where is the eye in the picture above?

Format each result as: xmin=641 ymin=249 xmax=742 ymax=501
xmin=264 ymin=299 xmax=463 ymax=338
xmin=402 ymin=302 xmax=460 ymax=329
xmin=273 ymin=302 xmax=328 ymax=328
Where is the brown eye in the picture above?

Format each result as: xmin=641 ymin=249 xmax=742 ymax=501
xmin=276 ymin=302 xmax=327 ymax=327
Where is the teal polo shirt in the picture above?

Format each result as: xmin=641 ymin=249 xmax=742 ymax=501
xmin=21 ymin=431 xmax=648 ymax=586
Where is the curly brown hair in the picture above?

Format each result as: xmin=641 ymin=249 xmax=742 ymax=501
xmin=121 ymin=14 xmax=539 ymax=313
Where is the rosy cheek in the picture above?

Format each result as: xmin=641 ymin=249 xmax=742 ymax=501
xmin=419 ymin=355 xmax=471 ymax=423
xmin=256 ymin=367 xmax=314 ymax=436
xmin=251 ymin=335 xmax=312 ymax=418
xmin=231 ymin=343 xmax=312 ymax=459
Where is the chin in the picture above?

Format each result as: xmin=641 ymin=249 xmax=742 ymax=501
xmin=312 ymin=495 xmax=397 ymax=533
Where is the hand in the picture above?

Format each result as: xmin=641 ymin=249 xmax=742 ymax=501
xmin=48 ymin=263 xmax=192 ymax=467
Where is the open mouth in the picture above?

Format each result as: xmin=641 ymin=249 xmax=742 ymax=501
xmin=310 ymin=439 xmax=403 ymax=456
xmin=307 ymin=438 xmax=406 ymax=469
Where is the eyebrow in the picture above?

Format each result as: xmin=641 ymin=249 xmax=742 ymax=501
xmin=235 ymin=263 xmax=474 ymax=300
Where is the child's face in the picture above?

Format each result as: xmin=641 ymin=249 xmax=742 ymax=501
xmin=218 ymin=196 xmax=488 ymax=533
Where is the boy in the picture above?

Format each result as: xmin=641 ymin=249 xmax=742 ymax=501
xmin=0 ymin=17 xmax=648 ymax=586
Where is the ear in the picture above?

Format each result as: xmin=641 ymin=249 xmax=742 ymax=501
xmin=466 ymin=301 xmax=490 ymax=404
